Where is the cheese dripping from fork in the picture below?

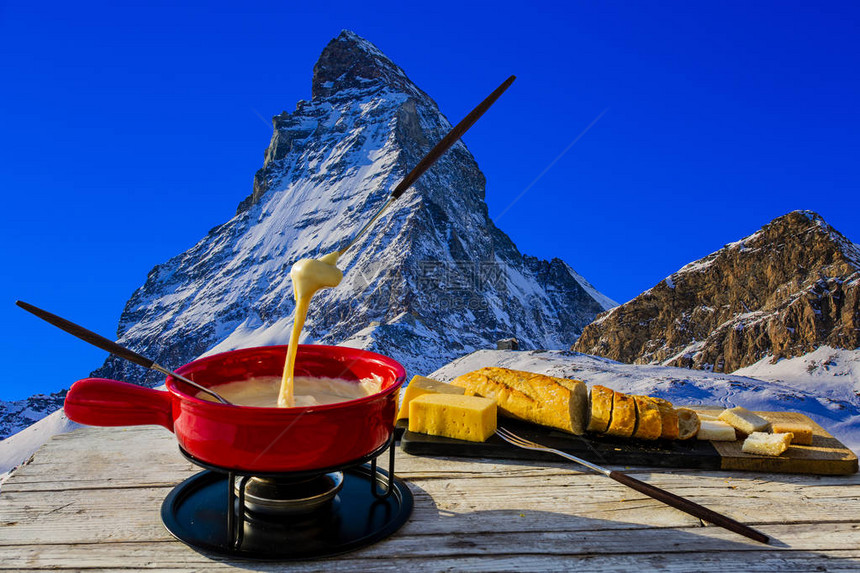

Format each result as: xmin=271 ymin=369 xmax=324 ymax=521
xmin=278 ymin=251 xmax=343 ymax=408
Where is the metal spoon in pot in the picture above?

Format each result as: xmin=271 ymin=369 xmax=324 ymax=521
xmin=15 ymin=300 xmax=231 ymax=405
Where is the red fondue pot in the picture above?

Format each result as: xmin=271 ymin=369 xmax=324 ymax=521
xmin=64 ymin=345 xmax=406 ymax=473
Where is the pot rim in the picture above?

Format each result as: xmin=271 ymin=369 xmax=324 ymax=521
xmin=165 ymin=344 xmax=406 ymax=414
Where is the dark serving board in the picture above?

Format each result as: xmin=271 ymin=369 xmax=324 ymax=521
xmin=399 ymin=410 xmax=858 ymax=475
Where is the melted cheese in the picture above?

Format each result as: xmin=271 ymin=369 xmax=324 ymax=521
xmin=278 ymin=251 xmax=343 ymax=408
xmin=200 ymin=375 xmax=380 ymax=408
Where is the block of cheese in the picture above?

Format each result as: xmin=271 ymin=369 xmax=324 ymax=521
xmin=696 ymin=420 xmax=737 ymax=441
xmin=408 ymin=394 xmax=497 ymax=442
xmin=397 ymin=375 xmax=465 ymax=420
xmin=718 ymin=406 xmax=770 ymax=435
xmin=632 ymin=396 xmax=662 ymax=440
xmin=651 ymin=397 xmax=679 ymax=440
xmin=587 ymin=385 xmax=613 ymax=433
xmin=606 ymin=391 xmax=636 ymax=437
xmin=771 ymin=421 xmax=813 ymax=445
xmin=742 ymin=432 xmax=794 ymax=456
xmin=451 ymin=367 xmax=587 ymax=435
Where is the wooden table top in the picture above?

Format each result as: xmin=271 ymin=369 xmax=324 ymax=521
xmin=1 ymin=425 xmax=859 ymax=571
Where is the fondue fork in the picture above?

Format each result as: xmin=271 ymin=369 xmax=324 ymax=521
xmin=495 ymin=427 xmax=770 ymax=544
xmin=338 ymin=75 xmax=516 ymax=256
xmin=16 ymin=300 xmax=231 ymax=405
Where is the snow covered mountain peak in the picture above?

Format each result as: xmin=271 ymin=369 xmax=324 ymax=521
xmin=311 ymin=30 xmax=425 ymax=101
xmin=87 ymin=31 xmax=614 ymax=388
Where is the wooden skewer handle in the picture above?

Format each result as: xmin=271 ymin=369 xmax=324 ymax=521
xmin=16 ymin=300 xmax=155 ymax=371
xmin=608 ymin=470 xmax=769 ymax=544
xmin=390 ymin=75 xmax=515 ymax=199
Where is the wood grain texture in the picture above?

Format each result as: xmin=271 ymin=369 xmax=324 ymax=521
xmin=1 ymin=425 xmax=859 ymax=571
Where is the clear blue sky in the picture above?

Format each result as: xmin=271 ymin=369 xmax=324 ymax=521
xmin=2 ymin=1 xmax=858 ymax=400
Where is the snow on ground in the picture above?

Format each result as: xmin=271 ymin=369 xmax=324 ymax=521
xmin=431 ymin=349 xmax=860 ymax=455
xmin=0 ymin=409 xmax=80 ymax=487
xmin=734 ymin=346 xmax=860 ymax=401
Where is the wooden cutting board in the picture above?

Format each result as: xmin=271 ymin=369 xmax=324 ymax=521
xmin=399 ymin=409 xmax=858 ymax=475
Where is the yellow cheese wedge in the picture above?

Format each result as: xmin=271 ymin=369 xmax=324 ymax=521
xmin=408 ymin=394 xmax=497 ymax=442
xmin=397 ymin=375 xmax=466 ymax=420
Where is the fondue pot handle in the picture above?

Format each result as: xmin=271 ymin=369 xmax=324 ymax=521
xmin=64 ymin=378 xmax=175 ymax=431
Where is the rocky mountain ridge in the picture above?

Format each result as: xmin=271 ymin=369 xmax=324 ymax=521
xmin=0 ymin=391 xmax=66 ymax=440
xmin=573 ymin=210 xmax=860 ymax=373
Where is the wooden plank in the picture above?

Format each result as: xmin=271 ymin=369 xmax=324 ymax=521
xmin=3 ymin=471 xmax=857 ymax=545
xmin=3 ymin=427 xmax=195 ymax=492
xmin=0 ymin=524 xmax=859 ymax=570
xmin=3 ymin=452 xmax=859 ymax=544
xmin=2 ymin=425 xmax=860 ymax=571
xmin=1 ymin=553 xmax=860 ymax=573
xmin=0 ymin=543 xmax=859 ymax=573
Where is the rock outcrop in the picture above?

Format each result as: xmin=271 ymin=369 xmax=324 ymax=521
xmin=0 ymin=390 xmax=66 ymax=440
xmin=573 ymin=211 xmax=860 ymax=373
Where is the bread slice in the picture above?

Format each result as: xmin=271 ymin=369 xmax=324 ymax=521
xmin=676 ymin=408 xmax=700 ymax=440
xmin=651 ymin=397 xmax=679 ymax=440
xmin=587 ymin=385 xmax=613 ymax=433
xmin=696 ymin=420 xmax=737 ymax=441
xmin=742 ymin=432 xmax=793 ymax=456
xmin=771 ymin=421 xmax=813 ymax=445
xmin=632 ymin=396 xmax=662 ymax=440
xmin=718 ymin=406 xmax=770 ymax=435
xmin=549 ymin=376 xmax=588 ymax=434
xmin=606 ymin=391 xmax=636 ymax=437
xmin=451 ymin=367 xmax=587 ymax=435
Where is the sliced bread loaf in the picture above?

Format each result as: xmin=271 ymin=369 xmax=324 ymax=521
xmin=451 ymin=367 xmax=587 ymax=435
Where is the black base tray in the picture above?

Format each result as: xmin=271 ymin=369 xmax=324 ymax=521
xmin=161 ymin=464 xmax=413 ymax=560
